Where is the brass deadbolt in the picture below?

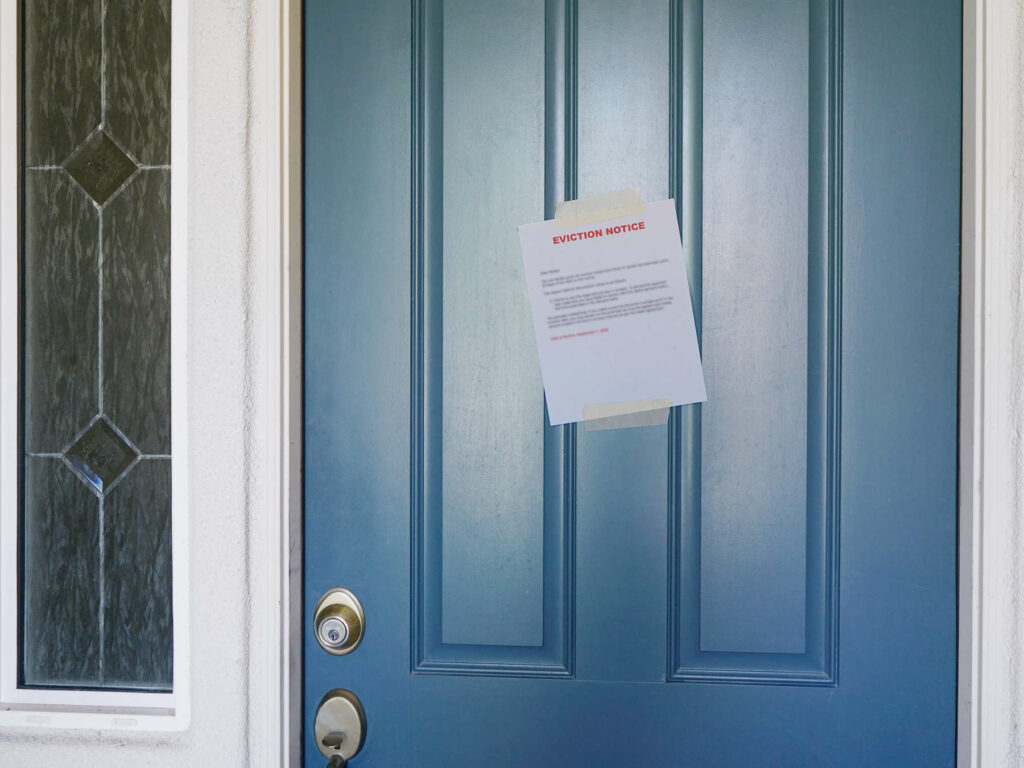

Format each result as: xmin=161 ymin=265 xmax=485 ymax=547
xmin=314 ymin=588 xmax=365 ymax=655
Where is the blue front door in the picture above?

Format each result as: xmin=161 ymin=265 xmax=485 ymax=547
xmin=303 ymin=1 xmax=961 ymax=765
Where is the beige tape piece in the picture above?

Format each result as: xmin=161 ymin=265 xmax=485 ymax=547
xmin=582 ymin=398 xmax=673 ymax=431
xmin=554 ymin=188 xmax=645 ymax=229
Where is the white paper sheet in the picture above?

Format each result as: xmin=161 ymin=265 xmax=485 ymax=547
xmin=517 ymin=198 xmax=706 ymax=426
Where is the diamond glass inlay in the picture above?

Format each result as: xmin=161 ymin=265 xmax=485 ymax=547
xmin=64 ymin=418 xmax=138 ymax=493
xmin=63 ymin=130 xmax=137 ymax=205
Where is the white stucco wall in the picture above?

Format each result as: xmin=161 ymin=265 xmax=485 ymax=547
xmin=0 ymin=0 xmax=1020 ymax=766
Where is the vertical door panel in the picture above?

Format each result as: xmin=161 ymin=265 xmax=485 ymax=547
xmin=413 ymin=0 xmax=574 ymax=674
xmin=304 ymin=0 xmax=415 ymax=761
xmin=699 ymin=0 xmax=810 ymax=656
xmin=574 ymin=0 xmax=672 ymax=684
xmin=671 ymin=0 xmax=839 ymax=684
xmin=838 ymin=0 xmax=961 ymax=760
xmin=440 ymin=0 xmax=547 ymax=650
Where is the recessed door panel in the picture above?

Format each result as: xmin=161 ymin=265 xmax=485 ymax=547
xmin=700 ymin=0 xmax=811 ymax=657
xmin=669 ymin=0 xmax=840 ymax=685
xmin=411 ymin=0 xmax=574 ymax=675
xmin=439 ymin=0 xmax=548 ymax=651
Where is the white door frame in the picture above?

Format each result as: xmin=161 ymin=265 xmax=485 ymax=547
xmin=956 ymin=0 xmax=1022 ymax=764
xmin=259 ymin=0 xmax=1016 ymax=765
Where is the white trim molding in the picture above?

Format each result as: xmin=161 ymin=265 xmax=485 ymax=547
xmin=248 ymin=0 xmax=302 ymax=763
xmin=958 ymin=1 xmax=982 ymax=762
xmin=0 ymin=0 xmax=190 ymax=731
xmin=959 ymin=0 xmax=1024 ymax=766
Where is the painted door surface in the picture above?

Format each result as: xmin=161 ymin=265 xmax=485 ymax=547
xmin=304 ymin=1 xmax=961 ymax=765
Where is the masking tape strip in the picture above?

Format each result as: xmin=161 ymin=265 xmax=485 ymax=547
xmin=554 ymin=188 xmax=645 ymax=229
xmin=581 ymin=398 xmax=673 ymax=431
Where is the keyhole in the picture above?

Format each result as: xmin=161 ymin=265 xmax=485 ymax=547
xmin=322 ymin=732 xmax=346 ymax=750
xmin=327 ymin=628 xmax=341 ymax=643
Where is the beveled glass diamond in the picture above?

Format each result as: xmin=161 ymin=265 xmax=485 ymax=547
xmin=63 ymin=130 xmax=137 ymax=205
xmin=64 ymin=417 xmax=138 ymax=493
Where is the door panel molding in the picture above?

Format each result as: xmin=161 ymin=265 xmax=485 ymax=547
xmin=410 ymin=0 xmax=577 ymax=678
xmin=667 ymin=0 xmax=841 ymax=687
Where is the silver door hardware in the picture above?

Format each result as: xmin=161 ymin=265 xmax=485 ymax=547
xmin=314 ymin=587 xmax=365 ymax=655
xmin=314 ymin=688 xmax=367 ymax=766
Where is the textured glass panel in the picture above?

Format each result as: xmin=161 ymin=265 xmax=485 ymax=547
xmin=106 ymin=0 xmax=171 ymax=164
xmin=19 ymin=0 xmax=173 ymax=691
xmin=103 ymin=169 xmax=171 ymax=455
xmin=23 ymin=0 xmax=102 ymax=165
xmin=22 ymin=458 xmax=102 ymax=687
xmin=103 ymin=460 xmax=172 ymax=689
xmin=22 ymin=171 xmax=98 ymax=453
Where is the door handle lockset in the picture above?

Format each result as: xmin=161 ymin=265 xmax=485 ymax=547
xmin=314 ymin=587 xmax=365 ymax=655
xmin=314 ymin=689 xmax=367 ymax=766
